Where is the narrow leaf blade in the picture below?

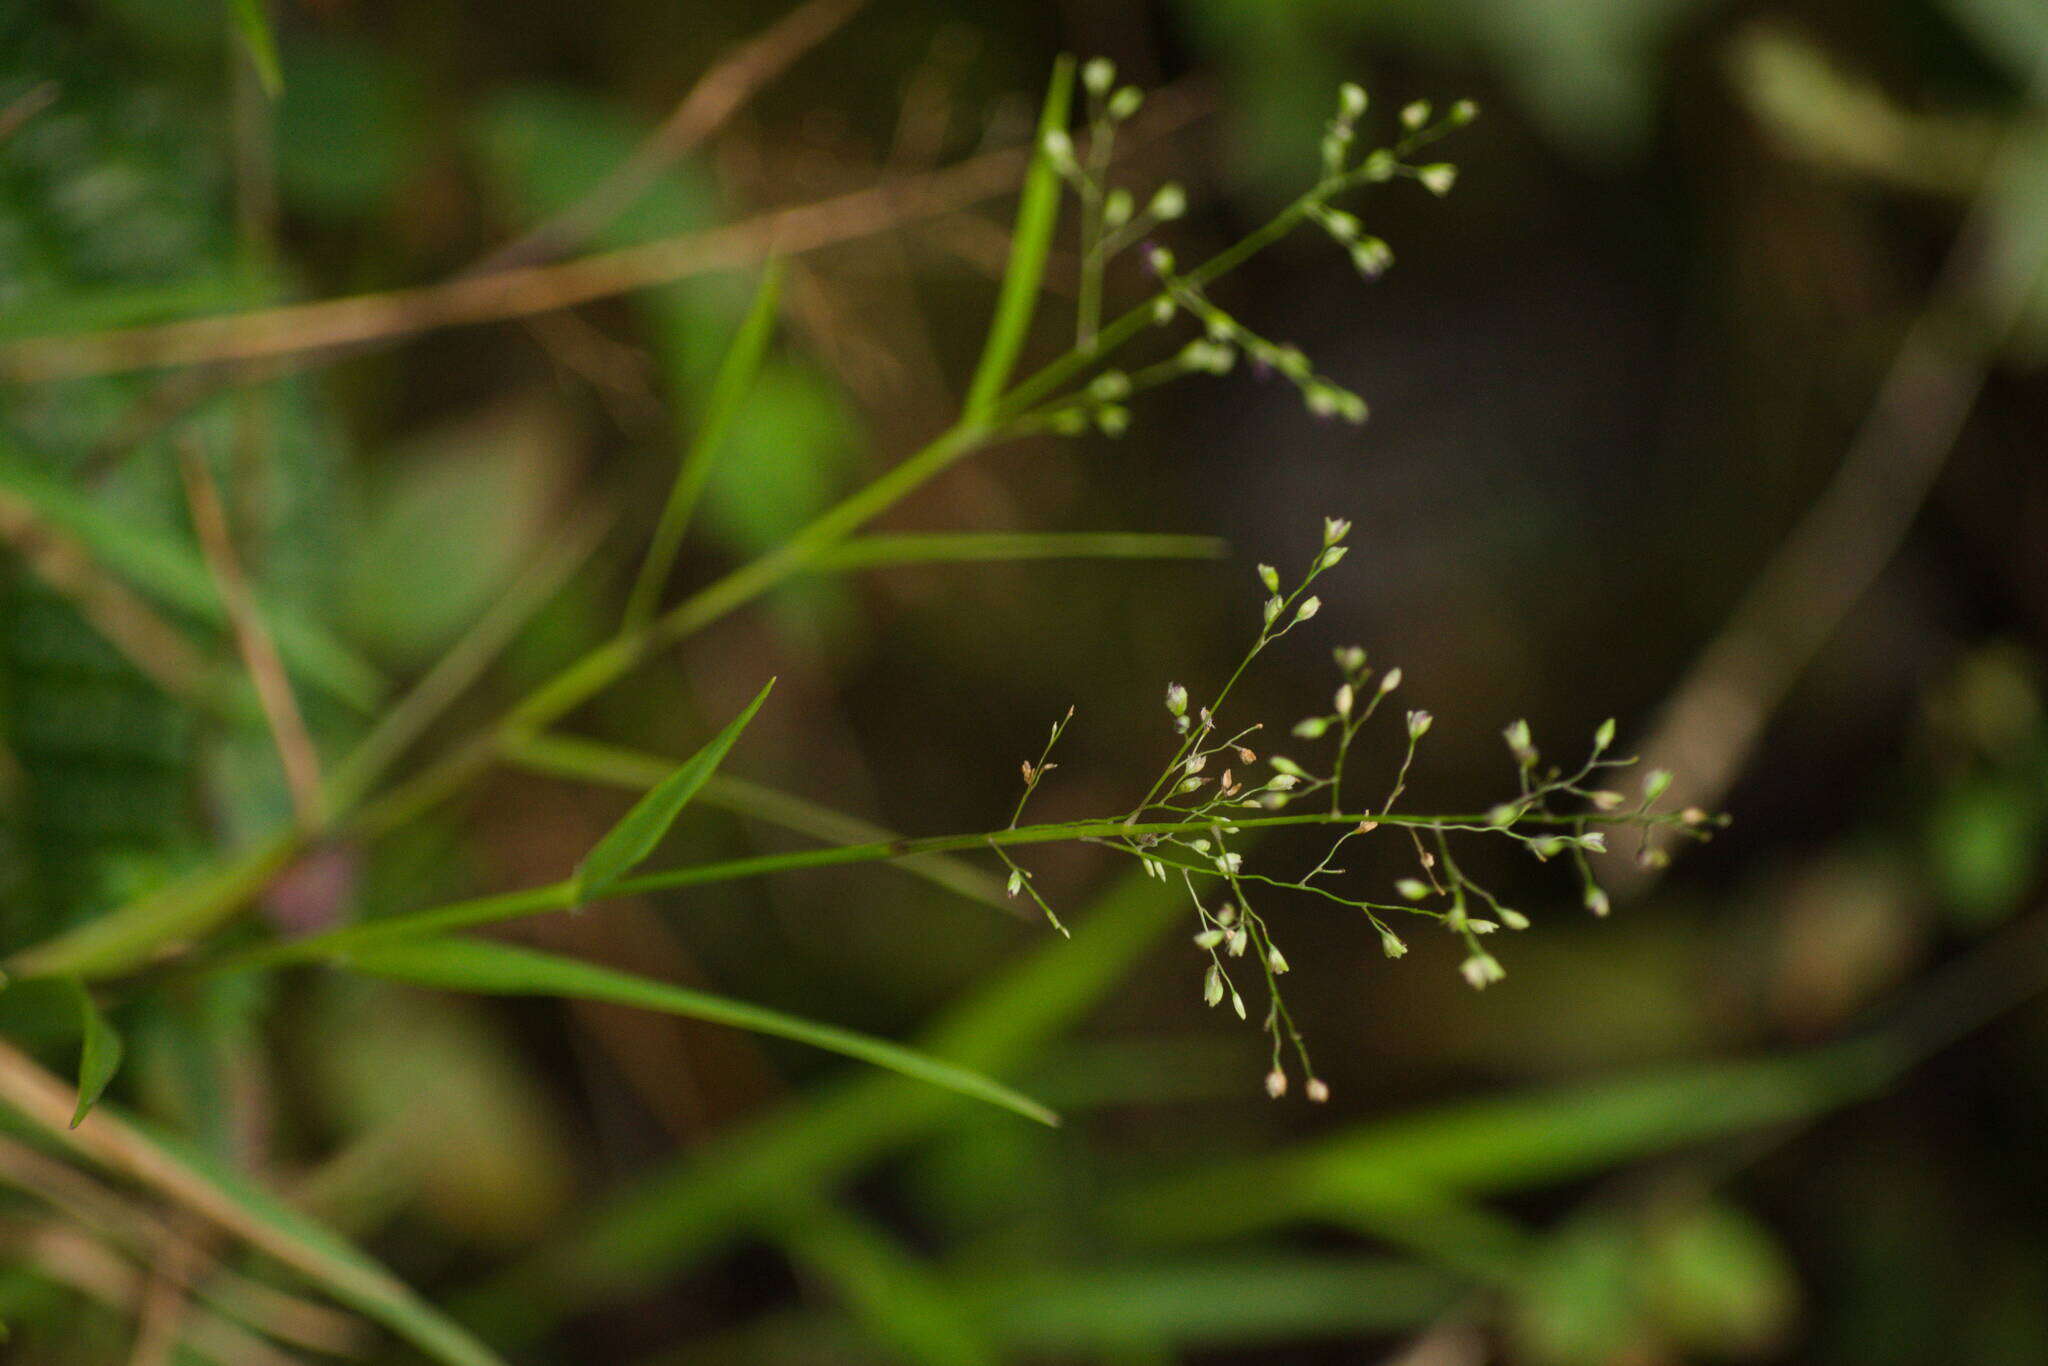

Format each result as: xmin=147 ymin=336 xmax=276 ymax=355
xmin=572 ymin=677 xmax=775 ymax=899
xmin=230 ymin=0 xmax=284 ymax=96
xmin=64 ymin=979 xmax=123 ymax=1127
xmin=342 ymin=935 xmax=1059 ymax=1127
xmin=961 ymin=56 xmax=1075 ymax=425
xmin=624 ymin=260 xmax=786 ymax=630
xmin=810 ymin=531 xmax=1229 ymax=571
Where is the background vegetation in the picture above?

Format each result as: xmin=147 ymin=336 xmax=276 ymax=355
xmin=2 ymin=0 xmax=2046 ymax=1362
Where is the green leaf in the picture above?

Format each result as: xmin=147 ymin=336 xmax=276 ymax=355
xmin=0 ymin=441 xmax=385 ymax=712
xmin=229 ymin=0 xmax=284 ymax=96
xmin=452 ymin=864 xmax=1179 ymax=1343
xmin=809 ymin=531 xmax=1229 ymax=571
xmin=570 ymin=677 xmax=775 ymax=901
xmin=0 ymin=1039 xmax=507 ymax=1366
xmin=339 ymin=935 xmax=1058 ymax=1127
xmin=63 ymin=980 xmax=122 ymax=1127
xmin=624 ymin=261 xmax=786 ymax=630
xmin=508 ymin=733 xmax=1013 ymax=913
xmin=961 ymin=56 xmax=1075 ymax=426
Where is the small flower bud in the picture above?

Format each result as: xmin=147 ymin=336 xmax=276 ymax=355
xmin=1406 ymin=709 xmax=1433 ymax=740
xmin=1042 ymin=128 xmax=1076 ymax=172
xmin=1498 ymin=908 xmax=1530 ymax=930
xmin=1378 ymin=667 xmax=1402 ymax=694
xmin=1151 ymin=296 xmax=1176 ymax=324
xmin=1460 ymin=951 xmax=1504 ymax=989
xmin=1334 ymin=684 xmax=1355 ymax=717
xmin=1148 ymin=182 xmax=1186 ymax=220
xmin=1089 ymin=370 xmax=1131 ymax=400
xmin=1339 ymin=83 xmax=1368 ymax=120
xmin=1165 ymin=682 xmax=1188 ymax=716
xmin=1108 ymin=85 xmax=1144 ymax=120
xmin=1322 ymin=209 xmax=1361 ymax=241
xmin=1305 ymin=1077 xmax=1331 ymax=1103
xmin=1258 ymin=563 xmax=1281 ymax=592
xmin=1265 ymin=1067 xmax=1288 ymax=1098
xmin=1644 ymin=768 xmax=1673 ymax=801
xmin=1267 ymin=773 xmax=1299 ymax=791
xmin=1584 ymin=886 xmax=1611 ymax=916
xmin=1401 ymin=99 xmax=1431 ymax=130
xmin=1083 ymin=56 xmax=1116 ymax=96
xmin=1594 ymin=717 xmax=1617 ymax=752
xmin=1589 ymin=790 xmax=1625 ymax=811
xmin=1231 ymin=990 xmax=1247 ymax=1020
xmin=1264 ymin=596 xmax=1284 ymax=627
xmin=1293 ymin=596 xmax=1322 ymax=624
xmin=1681 ymin=807 xmax=1710 ymax=827
xmin=1215 ymin=903 xmax=1237 ymax=926
xmin=1351 ymin=238 xmax=1395 ymax=279
xmin=1363 ymin=149 xmax=1396 ymax=181
xmin=1293 ymin=715 xmax=1332 ymax=739
xmin=1007 ymin=869 xmax=1024 ymax=897
xmin=1449 ymin=98 xmax=1479 ymax=125
xmin=1323 ymin=516 xmax=1352 ymax=545
xmin=1503 ymin=718 xmax=1534 ymax=762
xmin=1204 ymin=965 xmax=1224 ymax=1006
xmin=1380 ymin=929 xmax=1408 ymax=958
xmin=1194 ymin=928 xmax=1225 ymax=949
xmin=1418 ymin=163 xmax=1458 ymax=197
xmin=1146 ymin=244 xmax=1176 ymax=276
xmin=1335 ymin=645 xmax=1367 ymax=674
xmin=1396 ymin=878 xmax=1430 ymax=901
xmin=1319 ymin=544 xmax=1349 ymax=570
xmin=1104 ymin=188 xmax=1134 ymax=229
xmin=1227 ymin=928 xmax=1248 ymax=957
xmin=1267 ymin=945 xmax=1289 ymax=973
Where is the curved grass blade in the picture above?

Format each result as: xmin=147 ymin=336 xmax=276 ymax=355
xmin=960 ymin=56 xmax=1075 ymax=426
xmin=64 ymin=980 xmax=122 ymax=1128
xmin=572 ymin=677 xmax=774 ymax=902
xmin=623 ymin=261 xmax=786 ymax=631
xmin=339 ymin=935 xmax=1058 ymax=1127
xmin=230 ymin=0 xmax=283 ymax=96
xmin=809 ymin=531 xmax=1228 ymax=571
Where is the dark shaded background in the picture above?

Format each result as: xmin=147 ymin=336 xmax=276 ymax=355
xmin=3 ymin=0 xmax=2047 ymax=1362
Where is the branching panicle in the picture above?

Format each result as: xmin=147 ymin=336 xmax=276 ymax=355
xmin=992 ymin=519 xmax=1725 ymax=1102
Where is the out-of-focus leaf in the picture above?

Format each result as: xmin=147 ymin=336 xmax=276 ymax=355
xmin=300 ymin=979 xmax=573 ymax=1249
xmin=962 ymin=56 xmax=1073 ymax=424
xmin=0 ymin=1038 xmax=508 ymax=1366
xmin=625 ymin=261 xmax=784 ymax=629
xmin=458 ymin=866 xmax=1179 ymax=1343
xmin=572 ymin=678 xmax=774 ymax=901
xmin=0 ymin=441 xmax=383 ymax=710
xmin=1118 ymin=1045 xmax=1887 ymax=1243
xmin=346 ymin=396 xmax=573 ymax=667
xmin=1643 ymin=1200 xmax=1799 ymax=1356
xmin=228 ymin=0 xmax=282 ymax=95
xmin=809 ymin=531 xmax=1230 ymax=571
xmin=960 ymin=1256 xmax=1457 ymax=1352
xmin=773 ymin=1200 xmax=999 ymax=1366
xmin=63 ymin=980 xmax=121 ymax=1127
xmin=275 ymin=35 xmax=419 ymax=217
xmin=1510 ymin=1208 xmax=1645 ymax=1365
xmin=341 ymin=935 xmax=1057 ymax=1127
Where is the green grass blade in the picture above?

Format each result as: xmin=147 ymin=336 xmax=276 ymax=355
xmin=572 ymin=677 xmax=775 ymax=901
xmin=339 ymin=935 xmax=1058 ymax=1127
xmin=0 ymin=1040 xmax=505 ymax=1366
xmin=623 ymin=261 xmax=786 ymax=631
xmin=229 ymin=0 xmax=283 ymax=96
xmin=456 ymin=865 xmax=1178 ymax=1341
xmin=509 ymin=733 xmax=1014 ymax=912
xmin=0 ymin=442 xmax=384 ymax=711
xmin=771 ymin=1198 xmax=1000 ymax=1366
xmin=1116 ymin=1045 xmax=1889 ymax=1246
xmin=808 ymin=531 xmax=1228 ymax=571
xmin=960 ymin=56 xmax=1075 ymax=426
xmin=63 ymin=981 xmax=122 ymax=1128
